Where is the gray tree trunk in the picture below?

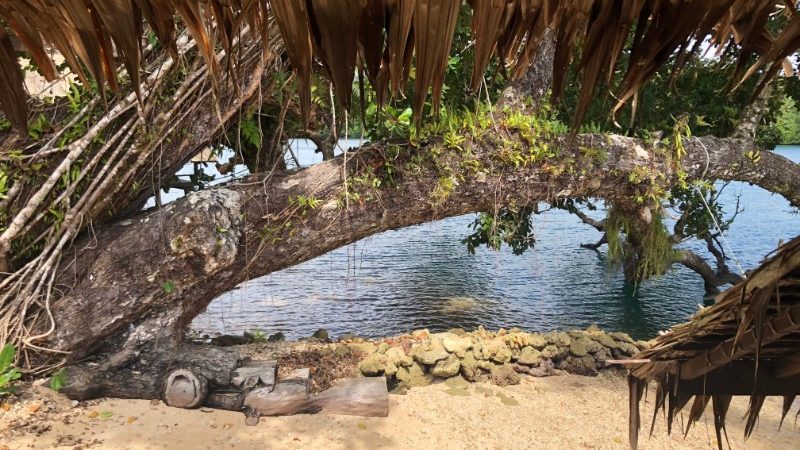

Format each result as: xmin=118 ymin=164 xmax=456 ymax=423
xmin=28 ymin=34 xmax=800 ymax=402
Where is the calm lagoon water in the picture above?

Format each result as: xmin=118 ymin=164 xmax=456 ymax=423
xmin=190 ymin=145 xmax=799 ymax=340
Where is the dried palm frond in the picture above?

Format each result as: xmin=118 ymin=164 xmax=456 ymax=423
xmin=628 ymin=236 xmax=800 ymax=449
xmin=683 ymin=395 xmax=711 ymax=437
xmin=90 ymin=0 xmax=144 ymax=102
xmin=0 ymin=0 xmax=798 ymax=130
xmin=741 ymin=11 xmax=800 ymax=95
xmin=359 ymin=0 xmax=387 ymax=86
xmin=779 ymin=395 xmax=796 ymax=429
xmin=743 ymin=395 xmax=767 ymax=438
xmin=469 ymin=0 xmax=506 ymax=91
xmin=0 ymin=27 xmax=26 ymax=131
xmin=385 ymin=0 xmax=415 ymax=99
xmin=173 ymin=1 xmax=221 ymax=95
xmin=270 ymin=0 xmax=314 ymax=124
xmin=308 ymin=0 xmax=363 ymax=111
xmin=412 ymin=0 xmax=461 ymax=123
xmin=712 ymin=395 xmax=733 ymax=450
xmin=0 ymin=8 xmax=57 ymax=81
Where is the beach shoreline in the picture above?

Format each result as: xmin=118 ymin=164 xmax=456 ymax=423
xmin=2 ymin=371 xmax=797 ymax=450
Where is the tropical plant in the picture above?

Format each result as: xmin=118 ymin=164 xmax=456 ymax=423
xmin=0 ymin=344 xmax=21 ymax=397
xmin=777 ymin=97 xmax=800 ymax=144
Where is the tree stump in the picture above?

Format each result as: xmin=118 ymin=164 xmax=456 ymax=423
xmin=163 ymin=369 xmax=208 ymax=409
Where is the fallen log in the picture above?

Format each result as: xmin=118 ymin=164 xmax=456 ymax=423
xmin=310 ymin=377 xmax=389 ymax=417
xmin=243 ymin=368 xmax=314 ymax=419
xmin=243 ymin=375 xmax=389 ymax=421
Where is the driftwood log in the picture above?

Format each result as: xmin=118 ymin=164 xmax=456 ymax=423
xmin=244 ymin=375 xmax=389 ymax=423
xmin=153 ymin=357 xmax=389 ymax=423
xmin=311 ymin=377 xmax=390 ymax=417
xmin=243 ymin=368 xmax=313 ymax=419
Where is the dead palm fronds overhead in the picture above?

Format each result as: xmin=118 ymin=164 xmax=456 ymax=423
xmin=0 ymin=1 xmax=799 ymax=132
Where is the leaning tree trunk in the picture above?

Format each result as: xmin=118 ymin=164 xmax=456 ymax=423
xmin=53 ymin=129 xmax=800 ymax=400
xmin=14 ymin=34 xmax=800 ymax=402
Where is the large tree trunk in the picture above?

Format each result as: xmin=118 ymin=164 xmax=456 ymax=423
xmin=16 ymin=32 xmax=800 ymax=402
xmin=51 ymin=125 xmax=800 ymax=400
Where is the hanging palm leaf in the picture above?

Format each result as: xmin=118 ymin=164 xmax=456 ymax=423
xmin=0 ymin=0 xmax=797 ymax=130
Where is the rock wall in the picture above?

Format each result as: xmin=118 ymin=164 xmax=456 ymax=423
xmin=349 ymin=326 xmax=648 ymax=390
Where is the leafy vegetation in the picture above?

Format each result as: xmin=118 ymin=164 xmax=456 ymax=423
xmin=50 ymin=368 xmax=67 ymax=392
xmin=161 ymin=281 xmax=175 ymax=294
xmin=0 ymin=344 xmax=22 ymax=397
xmin=248 ymin=329 xmax=267 ymax=343
xmin=605 ymin=207 xmax=676 ymax=282
xmin=464 ymin=207 xmax=536 ymax=256
xmin=776 ymin=97 xmax=800 ymax=145
xmin=557 ymin=43 xmax=799 ymax=150
xmin=0 ymin=1 xmax=797 ymax=372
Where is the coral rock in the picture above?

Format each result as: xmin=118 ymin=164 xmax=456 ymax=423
xmin=431 ymin=354 xmax=461 ymax=378
xmin=396 ymin=362 xmax=432 ymax=388
xmin=459 ymin=352 xmax=480 ymax=381
xmin=349 ymin=342 xmax=378 ymax=355
xmin=384 ymin=347 xmax=413 ymax=367
xmin=439 ymin=333 xmax=473 ymax=357
xmin=358 ymin=354 xmax=397 ymax=377
xmin=490 ymin=364 xmax=521 ymax=386
xmin=481 ymin=338 xmax=512 ymax=364
xmin=517 ymin=346 xmax=543 ymax=366
xmin=541 ymin=345 xmax=565 ymax=359
xmin=412 ymin=339 xmax=449 ymax=365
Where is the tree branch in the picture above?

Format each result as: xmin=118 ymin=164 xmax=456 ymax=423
xmin=43 ymin=130 xmax=800 ymax=357
xmin=676 ymin=249 xmax=744 ymax=295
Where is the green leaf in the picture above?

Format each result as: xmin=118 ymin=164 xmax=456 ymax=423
xmin=50 ymin=368 xmax=67 ymax=392
xmin=27 ymin=114 xmax=49 ymax=140
xmin=162 ymin=281 xmax=175 ymax=294
xmin=694 ymin=115 xmax=711 ymax=127
xmin=240 ymin=118 xmax=262 ymax=149
xmin=0 ymin=171 xmax=7 ymax=200
xmin=0 ymin=344 xmax=14 ymax=373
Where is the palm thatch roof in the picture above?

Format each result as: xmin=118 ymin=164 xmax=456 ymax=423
xmin=627 ymin=234 xmax=800 ymax=449
xmin=1 ymin=1 xmax=799 ymax=133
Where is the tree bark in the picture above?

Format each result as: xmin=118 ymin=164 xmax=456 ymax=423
xmin=16 ymin=30 xmax=800 ymax=401
xmin=42 ymin=123 xmax=800 ymax=399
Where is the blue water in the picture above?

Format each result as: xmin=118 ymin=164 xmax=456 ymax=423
xmin=190 ymin=145 xmax=799 ymax=340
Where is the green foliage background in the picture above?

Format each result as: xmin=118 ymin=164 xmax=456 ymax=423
xmin=777 ymin=97 xmax=800 ymax=145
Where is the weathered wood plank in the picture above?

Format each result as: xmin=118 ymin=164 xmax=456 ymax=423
xmin=205 ymin=391 xmax=244 ymax=411
xmin=282 ymin=368 xmax=311 ymax=383
xmin=243 ymin=368 xmax=314 ymax=416
xmin=243 ymin=375 xmax=389 ymax=419
xmin=232 ymin=360 xmax=277 ymax=390
xmin=243 ymin=380 xmax=315 ymax=416
xmin=311 ymin=377 xmax=389 ymax=417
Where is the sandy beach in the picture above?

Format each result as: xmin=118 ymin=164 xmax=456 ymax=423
xmin=2 ymin=371 xmax=797 ymax=450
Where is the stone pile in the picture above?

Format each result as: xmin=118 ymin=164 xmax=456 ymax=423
xmin=351 ymin=326 xmax=648 ymax=389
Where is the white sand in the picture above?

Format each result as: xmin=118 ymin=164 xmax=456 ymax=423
xmin=2 ymin=371 xmax=797 ymax=450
